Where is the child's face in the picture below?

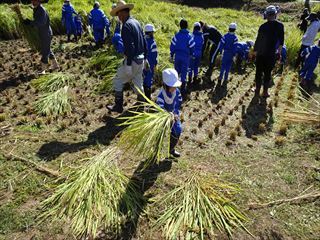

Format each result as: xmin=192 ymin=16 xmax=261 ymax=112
xmin=168 ymin=86 xmax=176 ymax=93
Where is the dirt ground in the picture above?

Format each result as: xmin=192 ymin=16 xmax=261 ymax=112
xmin=0 ymin=36 xmax=319 ymax=240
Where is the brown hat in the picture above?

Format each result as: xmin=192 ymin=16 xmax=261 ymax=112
xmin=110 ymin=0 xmax=134 ymax=16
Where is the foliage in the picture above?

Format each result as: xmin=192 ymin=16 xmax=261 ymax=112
xmin=88 ymin=49 xmax=122 ymax=94
xmin=11 ymin=4 xmax=41 ymax=52
xmin=39 ymin=148 xmax=143 ymax=238
xmin=285 ymin=27 xmax=302 ymax=66
xmin=34 ymin=86 xmax=72 ymax=117
xmin=118 ymin=90 xmax=172 ymax=164
xmin=0 ymin=4 xmax=20 ymax=40
xmin=153 ymin=173 xmax=250 ymax=239
xmin=31 ymin=72 xmax=74 ymax=92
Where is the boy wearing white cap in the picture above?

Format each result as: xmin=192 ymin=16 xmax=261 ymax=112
xmin=217 ymin=23 xmax=238 ymax=82
xmin=188 ymin=22 xmax=204 ymax=85
xmin=143 ymin=24 xmax=158 ymax=99
xmin=156 ymin=69 xmax=183 ymax=158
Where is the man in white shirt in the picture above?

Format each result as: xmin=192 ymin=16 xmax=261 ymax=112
xmin=296 ymin=13 xmax=320 ymax=68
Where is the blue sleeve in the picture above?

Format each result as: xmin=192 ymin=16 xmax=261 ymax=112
xmin=151 ymin=41 xmax=158 ymax=65
xmin=122 ymin=24 xmax=135 ymax=66
xmin=301 ymin=47 xmax=311 ymax=57
xmin=156 ymin=92 xmax=165 ymax=109
xmin=88 ymin=11 xmax=93 ymax=26
xmin=218 ymin=37 xmax=225 ymax=52
xmin=170 ymin=35 xmax=177 ymax=57
xmin=102 ymin=12 xmax=110 ymax=35
xmin=189 ymin=36 xmax=195 ymax=56
xmin=61 ymin=6 xmax=65 ymax=22
xmin=71 ymin=5 xmax=77 ymax=15
xmin=174 ymin=90 xmax=182 ymax=115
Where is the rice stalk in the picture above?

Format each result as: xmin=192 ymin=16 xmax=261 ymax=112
xmin=282 ymin=90 xmax=320 ymax=126
xmin=11 ymin=4 xmax=41 ymax=52
xmin=117 ymin=89 xmax=172 ymax=164
xmin=39 ymin=148 xmax=143 ymax=239
xmin=32 ymin=72 xmax=74 ymax=92
xmin=153 ymin=173 xmax=251 ymax=240
xmin=34 ymin=86 xmax=71 ymax=116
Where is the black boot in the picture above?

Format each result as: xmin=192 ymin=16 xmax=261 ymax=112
xmin=107 ymin=91 xmax=123 ymax=113
xmin=67 ymin=34 xmax=71 ymax=42
xmin=144 ymin=86 xmax=151 ymax=100
xmin=170 ymin=135 xmax=180 ymax=158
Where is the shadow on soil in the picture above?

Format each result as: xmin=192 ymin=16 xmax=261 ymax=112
xmin=241 ymin=96 xmax=274 ymax=137
xmin=37 ymin=111 xmax=131 ymax=161
xmin=117 ymin=159 xmax=172 ymax=239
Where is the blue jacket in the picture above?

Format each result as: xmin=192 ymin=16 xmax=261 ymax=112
xmin=88 ymin=8 xmax=110 ymax=34
xmin=121 ymin=17 xmax=147 ymax=66
xmin=112 ymin=33 xmax=124 ymax=54
xmin=235 ymin=42 xmax=250 ymax=59
xmin=170 ymin=29 xmax=195 ymax=59
xmin=74 ymin=16 xmax=82 ymax=32
xmin=219 ymin=32 xmax=238 ymax=55
xmin=31 ymin=4 xmax=52 ymax=39
xmin=156 ymin=87 xmax=182 ymax=115
xmin=301 ymin=44 xmax=320 ymax=67
xmin=62 ymin=3 xmax=77 ymax=24
xmin=145 ymin=35 xmax=158 ymax=66
xmin=192 ymin=30 xmax=204 ymax=58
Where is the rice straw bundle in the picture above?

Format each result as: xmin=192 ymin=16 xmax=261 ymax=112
xmin=39 ymin=148 xmax=143 ymax=238
xmin=117 ymin=91 xmax=173 ymax=165
xmin=32 ymin=72 xmax=74 ymax=92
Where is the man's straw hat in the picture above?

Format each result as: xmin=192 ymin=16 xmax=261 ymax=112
xmin=110 ymin=0 xmax=134 ymax=16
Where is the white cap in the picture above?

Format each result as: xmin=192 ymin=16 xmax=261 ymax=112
xmin=247 ymin=40 xmax=254 ymax=47
xmin=229 ymin=22 xmax=237 ymax=30
xmin=265 ymin=5 xmax=277 ymax=15
xmin=144 ymin=24 xmax=156 ymax=32
xmin=162 ymin=68 xmax=181 ymax=87
xmin=194 ymin=22 xmax=201 ymax=28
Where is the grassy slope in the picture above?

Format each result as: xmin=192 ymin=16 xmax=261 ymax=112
xmin=0 ymin=0 xmax=319 ymax=239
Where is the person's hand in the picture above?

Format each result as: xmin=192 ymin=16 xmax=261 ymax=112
xmin=169 ymin=56 xmax=174 ymax=63
xmin=125 ymin=65 xmax=132 ymax=77
xmin=23 ymin=19 xmax=32 ymax=25
xmin=174 ymin=114 xmax=179 ymax=121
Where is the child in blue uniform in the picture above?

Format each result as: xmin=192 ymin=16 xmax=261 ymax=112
xmin=156 ymin=69 xmax=183 ymax=158
xmin=235 ymin=40 xmax=254 ymax=72
xmin=88 ymin=1 xmax=110 ymax=47
xmin=188 ymin=22 xmax=204 ymax=85
xmin=112 ymin=22 xmax=124 ymax=54
xmin=275 ymin=43 xmax=287 ymax=72
xmin=300 ymin=39 xmax=320 ymax=89
xmin=74 ymin=14 xmax=83 ymax=39
xmin=218 ymin=23 xmax=238 ymax=82
xmin=61 ymin=0 xmax=77 ymax=42
xmin=170 ymin=19 xmax=195 ymax=97
xmin=143 ymin=24 xmax=158 ymax=99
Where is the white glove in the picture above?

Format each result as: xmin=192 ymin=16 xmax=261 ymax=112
xmin=125 ymin=65 xmax=132 ymax=77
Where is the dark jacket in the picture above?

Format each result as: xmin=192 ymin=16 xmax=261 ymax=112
xmin=31 ymin=4 xmax=52 ymax=40
xmin=254 ymin=20 xmax=284 ymax=57
xmin=121 ymin=16 xmax=147 ymax=66
xmin=203 ymin=25 xmax=222 ymax=46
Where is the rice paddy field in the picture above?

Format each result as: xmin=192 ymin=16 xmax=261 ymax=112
xmin=0 ymin=0 xmax=320 ymax=239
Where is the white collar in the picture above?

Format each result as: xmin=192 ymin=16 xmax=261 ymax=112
xmin=161 ymin=88 xmax=176 ymax=105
